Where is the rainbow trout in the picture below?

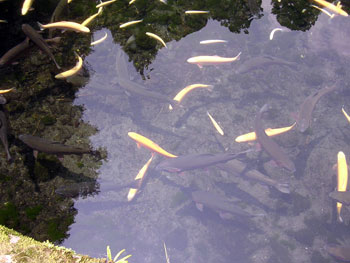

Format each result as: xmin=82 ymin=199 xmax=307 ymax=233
xmin=22 ymin=24 xmax=61 ymax=69
xmin=255 ymin=104 xmax=295 ymax=173
xmin=19 ymin=134 xmax=92 ymax=156
xmin=156 ymin=151 xmax=249 ymax=173
xmin=296 ymin=85 xmax=337 ymax=132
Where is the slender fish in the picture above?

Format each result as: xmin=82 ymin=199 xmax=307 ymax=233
xmin=81 ymin=7 xmax=103 ymax=26
xmin=0 ymin=38 xmax=30 ymax=67
xmin=187 ymin=52 xmax=241 ymax=68
xmin=217 ymin=159 xmax=290 ymax=193
xmin=96 ymin=0 xmax=117 ymax=8
xmin=145 ymin=32 xmax=167 ymax=48
xmin=269 ymin=28 xmax=283 ymax=40
xmin=169 ymin=84 xmax=213 ymax=110
xmin=200 ymin=39 xmax=227 ymax=44
xmin=127 ymin=154 xmax=154 ymax=201
xmin=156 ymin=151 xmax=249 ymax=173
xmin=185 ymin=10 xmax=209 ymax=14
xmin=22 ymin=0 xmax=34 ymax=15
xmin=312 ymin=0 xmax=348 ymax=16
xmin=296 ymin=85 xmax=337 ymax=132
xmin=38 ymin=21 xmax=90 ymax=33
xmin=120 ymin=19 xmax=143 ymax=28
xmin=342 ymin=107 xmax=350 ymax=123
xmin=55 ymin=52 xmax=83 ymax=79
xmin=22 ymin=24 xmax=61 ymax=69
xmin=311 ymin=4 xmax=335 ymax=18
xmin=207 ymin=111 xmax=224 ymax=135
xmin=337 ymin=151 xmax=348 ymax=222
xmin=255 ymin=104 xmax=295 ymax=173
xmin=0 ymin=110 xmax=11 ymax=162
xmin=128 ymin=132 xmax=177 ymax=158
xmin=19 ymin=134 xmax=92 ymax=157
xmin=235 ymin=122 xmax=296 ymax=142
xmin=91 ymin=32 xmax=108 ymax=46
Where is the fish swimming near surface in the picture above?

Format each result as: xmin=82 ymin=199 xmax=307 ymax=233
xmin=37 ymin=21 xmax=90 ymax=33
xmin=21 ymin=24 xmax=61 ymax=69
xmin=21 ymin=0 xmax=34 ymax=15
xmin=324 ymin=244 xmax=350 ymax=261
xmin=55 ymin=52 xmax=83 ymax=79
xmin=296 ymin=85 xmax=337 ymax=133
xmin=81 ymin=7 xmax=103 ymax=26
xmin=145 ymin=32 xmax=167 ymax=48
xmin=255 ymin=104 xmax=296 ymax=173
xmin=217 ymin=159 xmax=290 ymax=193
xmin=19 ymin=134 xmax=93 ymax=158
xmin=0 ymin=109 xmax=11 ymax=162
xmin=91 ymin=32 xmax=108 ymax=46
xmin=185 ymin=10 xmax=210 ymax=14
xmin=199 ymin=39 xmax=227 ymax=45
xmin=128 ymin=132 xmax=177 ymax=158
xmin=312 ymin=0 xmax=348 ymax=16
xmin=156 ymin=151 xmax=249 ymax=173
xmin=329 ymin=191 xmax=350 ymax=205
xmin=96 ymin=0 xmax=117 ymax=8
xmin=191 ymin=190 xmax=263 ymax=219
xmin=336 ymin=151 xmax=348 ymax=222
xmin=0 ymin=38 xmax=30 ymax=67
xmin=120 ymin=19 xmax=143 ymax=28
xmin=235 ymin=55 xmax=297 ymax=74
xmin=187 ymin=52 xmax=241 ymax=68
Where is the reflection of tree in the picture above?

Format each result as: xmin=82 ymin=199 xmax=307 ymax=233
xmin=271 ymin=0 xmax=318 ymax=31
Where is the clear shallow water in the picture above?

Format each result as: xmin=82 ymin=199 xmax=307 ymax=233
xmin=59 ymin=8 xmax=350 ymax=263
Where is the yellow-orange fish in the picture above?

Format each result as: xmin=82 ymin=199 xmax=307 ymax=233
xmin=337 ymin=151 xmax=348 ymax=222
xmin=312 ymin=0 xmax=348 ymax=16
xmin=21 ymin=0 xmax=34 ymax=15
xmin=81 ymin=7 xmax=103 ymax=26
xmin=127 ymin=154 xmax=154 ymax=201
xmin=235 ymin=123 xmax=296 ymax=142
xmin=187 ymin=52 xmax=241 ymax=68
xmin=145 ymin=32 xmax=167 ymax=48
xmin=311 ymin=4 xmax=335 ymax=18
xmin=169 ymin=84 xmax=213 ymax=110
xmin=342 ymin=107 xmax=350 ymax=123
xmin=91 ymin=32 xmax=108 ymax=46
xmin=55 ymin=53 xmax=83 ymax=79
xmin=0 ymin=88 xmax=14 ymax=94
xmin=128 ymin=132 xmax=177 ymax=158
xmin=207 ymin=111 xmax=224 ymax=136
xmin=96 ymin=0 xmax=117 ymax=8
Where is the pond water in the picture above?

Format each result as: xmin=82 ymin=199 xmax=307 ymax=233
xmin=1 ymin=0 xmax=350 ymax=262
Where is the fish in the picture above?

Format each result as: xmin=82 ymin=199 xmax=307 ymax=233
xmin=329 ymin=191 xmax=350 ymax=205
xmin=91 ymin=32 xmax=108 ymax=46
xmin=235 ymin=122 xmax=296 ymax=142
xmin=55 ymin=52 xmax=83 ymax=79
xmin=255 ymin=104 xmax=295 ymax=173
xmin=199 ymin=40 xmax=227 ymax=44
xmin=37 ymin=21 xmax=90 ymax=33
xmin=0 ymin=38 xmax=30 ymax=67
xmin=127 ymin=154 xmax=154 ymax=201
xmin=21 ymin=24 xmax=61 ymax=69
xmin=67 ymin=0 xmax=73 ymax=3
xmin=115 ymin=49 xmax=177 ymax=107
xmin=324 ymin=244 xmax=350 ymax=261
xmin=169 ymin=84 xmax=213 ymax=110
xmin=269 ymin=28 xmax=283 ymax=40
xmin=155 ymin=151 xmax=249 ymax=173
xmin=185 ymin=10 xmax=210 ymax=14
xmin=21 ymin=0 xmax=34 ymax=15
xmin=129 ymin=0 xmax=136 ymax=4
xmin=296 ymin=85 xmax=337 ymax=133
xmin=310 ymin=4 xmax=335 ymax=18
xmin=342 ymin=107 xmax=350 ymax=123
xmin=207 ymin=111 xmax=224 ymax=136
xmin=0 ymin=110 xmax=11 ymax=162
xmin=187 ymin=52 xmax=241 ymax=68
xmin=145 ymin=32 xmax=167 ymax=48
xmin=55 ymin=181 xmax=98 ymax=198
xmin=337 ymin=151 xmax=348 ymax=222
xmin=191 ymin=190 xmax=262 ymax=219
xmin=120 ymin=19 xmax=143 ymax=28
xmin=19 ymin=134 xmax=92 ymax=157
xmin=96 ymin=0 xmax=117 ymax=8
xmin=312 ymin=0 xmax=348 ymax=16
xmin=235 ymin=55 xmax=297 ymax=74
xmin=217 ymin=159 xmax=290 ymax=193
xmin=0 ymin=88 xmax=14 ymax=94
xmin=81 ymin=7 xmax=103 ymax=26
xmin=128 ymin=132 xmax=177 ymax=158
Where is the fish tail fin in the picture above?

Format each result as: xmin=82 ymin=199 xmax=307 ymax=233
xmin=207 ymin=85 xmax=214 ymax=92
xmin=37 ymin=22 xmax=45 ymax=31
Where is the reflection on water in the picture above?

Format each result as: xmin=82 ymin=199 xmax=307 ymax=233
xmin=59 ymin=9 xmax=350 ymax=262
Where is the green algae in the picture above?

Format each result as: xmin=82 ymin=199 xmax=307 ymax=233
xmin=25 ymin=205 xmax=43 ymax=220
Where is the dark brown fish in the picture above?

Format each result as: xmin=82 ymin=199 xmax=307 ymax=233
xmin=21 ymin=24 xmax=61 ymax=69
xmin=0 ymin=38 xmax=30 ymax=67
xmin=156 ymin=151 xmax=249 ymax=173
xmin=296 ymin=85 xmax=337 ymax=132
xmin=217 ymin=159 xmax=290 ymax=193
xmin=329 ymin=191 xmax=350 ymax=205
xmin=235 ymin=56 xmax=297 ymax=74
xmin=192 ymin=190 xmax=263 ymax=218
xmin=19 ymin=134 xmax=91 ymax=156
xmin=255 ymin=104 xmax=295 ymax=173
xmin=324 ymin=244 xmax=350 ymax=261
xmin=0 ymin=110 xmax=11 ymax=161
